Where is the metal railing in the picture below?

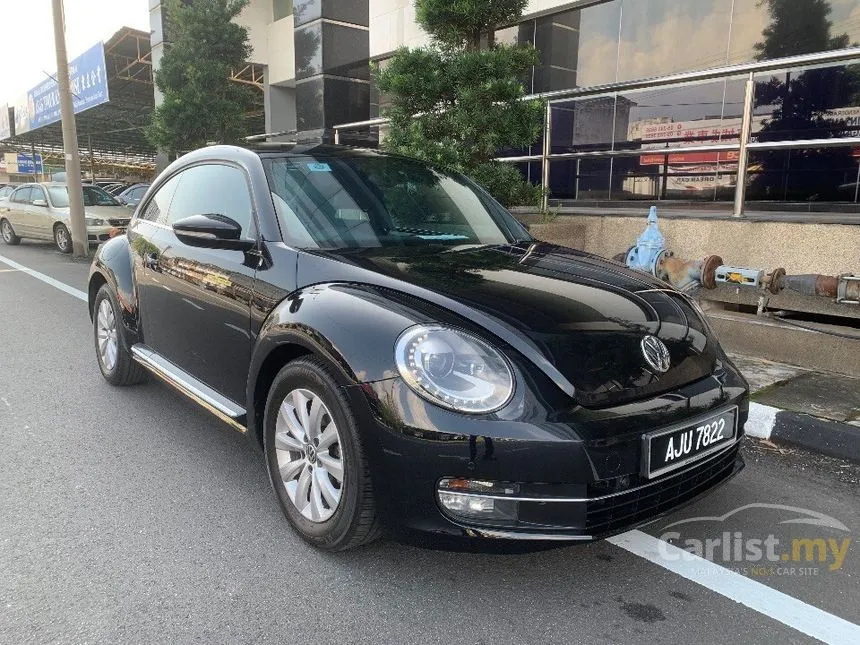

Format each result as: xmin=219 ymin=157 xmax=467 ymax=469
xmin=332 ymin=47 xmax=860 ymax=216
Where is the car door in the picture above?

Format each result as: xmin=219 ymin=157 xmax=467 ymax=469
xmin=130 ymin=162 xmax=259 ymax=404
xmin=26 ymin=185 xmax=54 ymax=240
xmin=2 ymin=187 xmax=33 ymax=236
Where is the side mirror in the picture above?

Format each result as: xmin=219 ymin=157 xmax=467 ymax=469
xmin=172 ymin=214 xmax=255 ymax=251
xmin=32 ymin=199 xmax=48 ymax=207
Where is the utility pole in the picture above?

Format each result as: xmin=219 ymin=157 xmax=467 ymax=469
xmin=51 ymin=0 xmax=87 ymax=257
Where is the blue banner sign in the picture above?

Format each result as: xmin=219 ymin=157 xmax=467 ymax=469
xmin=16 ymin=153 xmax=44 ymax=174
xmin=29 ymin=42 xmax=109 ymax=130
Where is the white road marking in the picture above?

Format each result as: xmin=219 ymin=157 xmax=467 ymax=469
xmin=0 ymin=268 xmax=21 ymax=273
xmin=608 ymin=530 xmax=860 ymax=644
xmin=0 ymin=254 xmax=87 ymax=302
xmin=4 ymin=252 xmax=859 ymax=642
xmin=182 ymin=297 xmax=204 ymax=311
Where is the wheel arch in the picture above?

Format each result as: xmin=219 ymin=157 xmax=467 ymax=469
xmin=246 ymin=283 xmax=426 ymax=448
xmin=87 ymin=235 xmax=140 ymax=342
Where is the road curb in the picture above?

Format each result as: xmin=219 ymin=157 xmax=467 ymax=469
xmin=745 ymin=402 xmax=860 ymax=463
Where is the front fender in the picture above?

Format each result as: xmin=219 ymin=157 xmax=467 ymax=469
xmin=88 ymin=235 xmax=139 ymax=343
xmin=246 ymin=283 xmax=435 ymax=441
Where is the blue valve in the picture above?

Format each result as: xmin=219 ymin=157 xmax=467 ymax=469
xmin=625 ymin=205 xmax=666 ymax=276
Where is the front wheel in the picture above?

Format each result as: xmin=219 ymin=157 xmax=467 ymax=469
xmin=93 ymin=284 xmax=147 ymax=386
xmin=54 ymin=223 xmax=72 ymax=254
xmin=1 ymin=219 xmax=21 ymax=245
xmin=264 ymin=357 xmax=380 ymax=551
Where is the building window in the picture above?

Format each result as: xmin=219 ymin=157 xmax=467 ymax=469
xmin=273 ymin=0 xmax=293 ymax=22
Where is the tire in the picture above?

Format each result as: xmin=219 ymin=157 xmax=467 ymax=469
xmin=54 ymin=223 xmax=73 ymax=253
xmin=93 ymin=284 xmax=147 ymax=386
xmin=264 ymin=357 xmax=380 ymax=551
xmin=1 ymin=219 xmax=21 ymax=245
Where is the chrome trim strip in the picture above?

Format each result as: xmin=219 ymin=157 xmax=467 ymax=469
xmin=437 ymin=437 xmax=740 ymax=504
xmin=465 ymin=528 xmax=594 ymax=541
xmin=131 ymin=344 xmax=247 ymax=433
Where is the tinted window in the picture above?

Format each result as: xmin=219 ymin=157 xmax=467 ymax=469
xmin=139 ymin=174 xmax=182 ymax=223
xmin=167 ymin=164 xmax=255 ymax=238
xmin=264 ymin=155 xmax=524 ymax=249
xmin=47 ymin=186 xmax=120 ymax=208
xmin=12 ymin=187 xmax=33 ymax=203
xmin=0 ymin=186 xmax=14 ymax=199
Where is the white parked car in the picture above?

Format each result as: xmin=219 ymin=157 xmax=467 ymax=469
xmin=0 ymin=183 xmax=131 ymax=253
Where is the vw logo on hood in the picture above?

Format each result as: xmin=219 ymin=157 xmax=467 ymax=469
xmin=641 ymin=335 xmax=671 ymax=373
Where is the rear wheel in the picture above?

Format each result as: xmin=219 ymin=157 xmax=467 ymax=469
xmin=1 ymin=219 xmax=20 ymax=245
xmin=54 ymin=223 xmax=72 ymax=254
xmin=264 ymin=357 xmax=380 ymax=551
xmin=93 ymin=284 xmax=146 ymax=386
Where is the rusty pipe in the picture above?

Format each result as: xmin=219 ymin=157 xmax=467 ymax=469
xmin=774 ymin=273 xmax=859 ymax=303
xmin=654 ymin=253 xmax=723 ymax=291
xmin=777 ymin=274 xmax=839 ymax=297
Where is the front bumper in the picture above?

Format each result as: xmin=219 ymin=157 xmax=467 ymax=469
xmin=348 ymin=367 xmax=748 ymax=541
xmin=87 ymin=224 xmax=127 ymax=243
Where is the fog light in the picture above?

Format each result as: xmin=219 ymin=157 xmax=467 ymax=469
xmin=437 ymin=478 xmax=520 ymax=522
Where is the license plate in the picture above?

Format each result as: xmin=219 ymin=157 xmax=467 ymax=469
xmin=641 ymin=407 xmax=737 ymax=479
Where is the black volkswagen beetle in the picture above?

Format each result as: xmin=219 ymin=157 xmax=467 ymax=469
xmin=88 ymin=144 xmax=748 ymax=550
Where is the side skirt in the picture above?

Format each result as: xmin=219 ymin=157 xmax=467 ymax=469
xmin=131 ymin=344 xmax=248 ymax=434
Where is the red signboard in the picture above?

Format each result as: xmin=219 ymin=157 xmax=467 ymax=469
xmin=639 ymin=150 xmax=740 ymax=166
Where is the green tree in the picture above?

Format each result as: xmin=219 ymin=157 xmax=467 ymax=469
xmin=147 ymin=0 xmax=256 ymax=153
xmin=374 ymin=0 xmax=544 ymax=207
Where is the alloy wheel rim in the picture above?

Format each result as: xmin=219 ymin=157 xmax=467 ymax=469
xmin=96 ymin=299 xmax=118 ymax=372
xmin=2 ymin=222 xmax=10 ymax=242
xmin=56 ymin=227 xmax=69 ymax=250
xmin=275 ymin=388 xmax=344 ymax=523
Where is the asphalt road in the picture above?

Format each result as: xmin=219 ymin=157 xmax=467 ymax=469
xmin=1 ymin=240 xmax=859 ymax=645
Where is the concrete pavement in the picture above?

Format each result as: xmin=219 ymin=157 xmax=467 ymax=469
xmin=1 ymin=240 xmax=859 ymax=644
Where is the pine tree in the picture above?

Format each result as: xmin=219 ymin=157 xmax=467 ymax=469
xmin=374 ymin=0 xmax=544 ymax=207
xmin=147 ymin=0 xmax=256 ymax=153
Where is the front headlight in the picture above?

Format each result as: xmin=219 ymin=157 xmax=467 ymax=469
xmin=395 ymin=325 xmax=514 ymax=413
xmin=85 ymin=217 xmax=106 ymax=226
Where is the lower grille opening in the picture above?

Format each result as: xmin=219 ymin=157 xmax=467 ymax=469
xmin=585 ymin=443 xmax=740 ymax=535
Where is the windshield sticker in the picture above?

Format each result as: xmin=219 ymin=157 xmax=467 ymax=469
xmin=307 ymin=162 xmax=332 ymax=172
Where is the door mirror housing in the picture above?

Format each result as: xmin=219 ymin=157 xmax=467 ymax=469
xmin=172 ymin=214 xmax=255 ymax=251
xmin=32 ymin=199 xmax=48 ymax=207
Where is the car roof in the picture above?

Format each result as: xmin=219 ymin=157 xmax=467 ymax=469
xmin=246 ymin=143 xmax=384 ymax=158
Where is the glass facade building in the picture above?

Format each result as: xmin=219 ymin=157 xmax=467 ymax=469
xmin=367 ymin=0 xmax=860 ymax=212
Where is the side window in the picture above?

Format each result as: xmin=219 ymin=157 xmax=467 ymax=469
xmin=12 ymin=187 xmax=33 ymax=204
xmin=131 ymin=187 xmax=145 ymax=200
xmin=30 ymin=186 xmax=46 ymax=203
xmin=167 ymin=164 xmax=255 ymax=238
xmin=139 ymin=173 xmax=182 ymax=223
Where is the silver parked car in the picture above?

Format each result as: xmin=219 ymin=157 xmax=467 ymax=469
xmin=0 ymin=183 xmax=131 ymax=253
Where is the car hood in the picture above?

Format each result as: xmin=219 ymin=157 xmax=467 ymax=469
xmin=55 ymin=205 xmax=130 ymax=220
xmin=86 ymin=205 xmax=131 ymax=220
xmin=298 ymin=243 xmax=718 ymax=407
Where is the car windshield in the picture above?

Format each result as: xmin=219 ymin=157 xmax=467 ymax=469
xmin=48 ymin=185 xmax=120 ymax=208
xmin=263 ymin=155 xmax=530 ymax=249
